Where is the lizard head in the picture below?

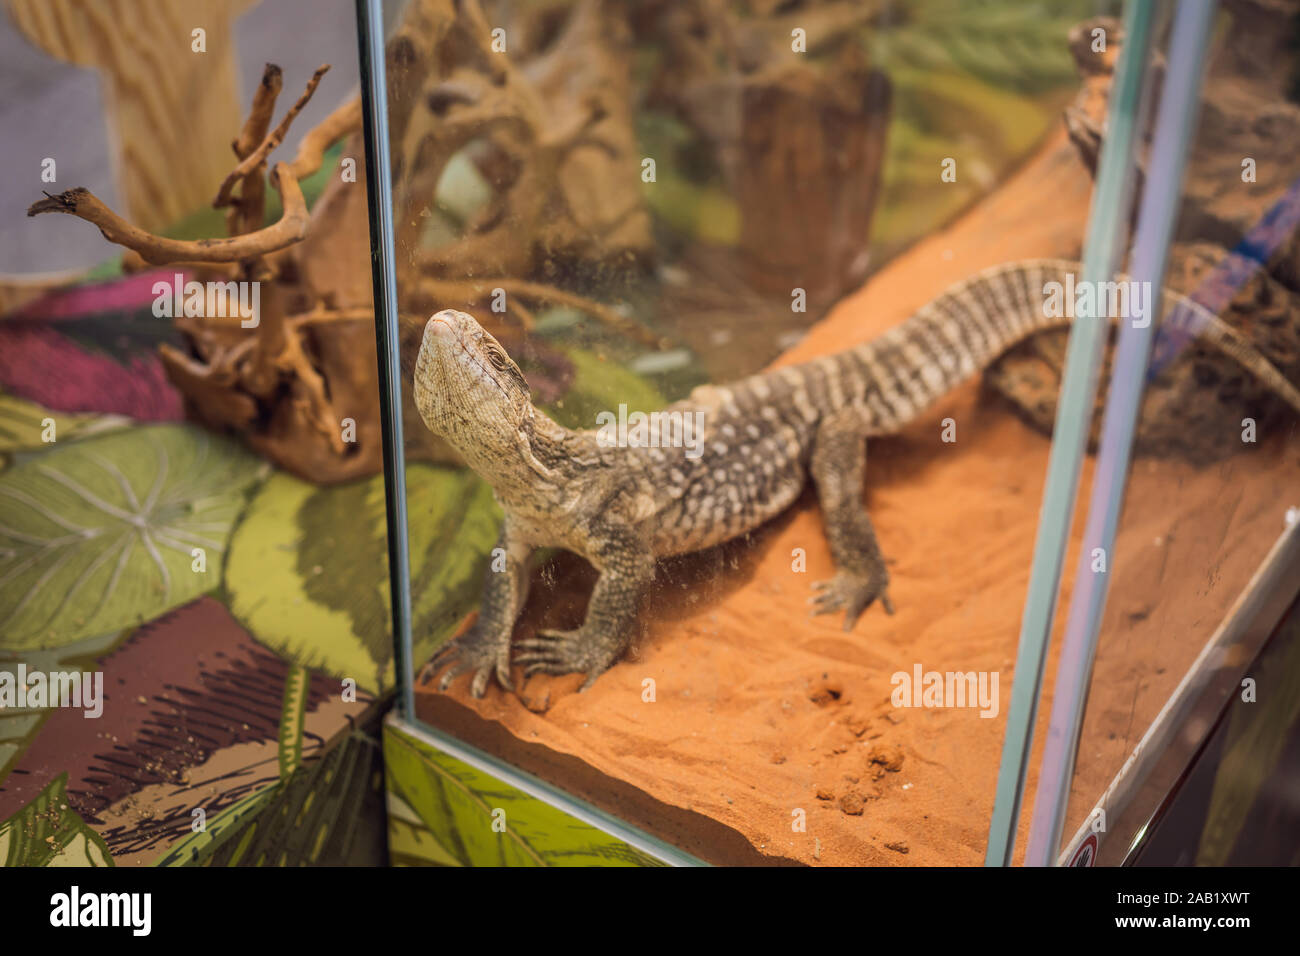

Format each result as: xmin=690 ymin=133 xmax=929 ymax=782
xmin=414 ymin=309 xmax=537 ymax=472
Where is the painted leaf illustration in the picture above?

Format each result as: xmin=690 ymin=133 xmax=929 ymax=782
xmin=0 ymin=390 xmax=127 ymax=453
xmin=0 ymin=425 xmax=265 ymax=651
xmin=155 ymin=726 xmax=386 ymax=867
xmin=388 ymin=793 xmax=464 ymax=866
xmin=226 ymin=463 xmax=500 ymax=694
xmin=0 ymin=773 xmax=113 ymax=866
xmin=152 ymin=785 xmax=280 ymax=867
xmin=384 ymin=727 xmax=665 ymax=867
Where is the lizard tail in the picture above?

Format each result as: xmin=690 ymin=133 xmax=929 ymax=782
xmin=882 ymin=258 xmax=1300 ymax=420
xmin=1184 ymin=299 xmax=1300 ymax=415
xmin=1033 ymin=258 xmax=1300 ymax=416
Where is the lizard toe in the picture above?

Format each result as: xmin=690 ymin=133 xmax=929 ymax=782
xmin=809 ymin=583 xmax=846 ymax=615
xmin=469 ymin=664 xmax=494 ymax=699
xmin=810 ymin=572 xmax=893 ymax=629
xmin=438 ymin=660 xmax=470 ymax=691
xmin=425 ymin=627 xmax=512 ymax=695
xmin=515 ymin=628 xmax=620 ymax=686
xmin=424 ymin=641 xmax=460 ymax=677
xmin=809 ymin=596 xmax=844 ymax=616
xmin=515 ymin=628 xmax=584 ymax=676
xmin=495 ymin=659 xmax=515 ymax=693
xmin=521 ymin=661 xmax=563 ymax=677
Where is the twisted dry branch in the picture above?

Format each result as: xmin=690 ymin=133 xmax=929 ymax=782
xmin=27 ymin=163 xmax=309 ymax=266
xmin=227 ymin=63 xmax=283 ymax=238
xmin=233 ymin=63 xmax=285 ymax=158
xmin=213 ymin=64 xmax=330 ymax=208
xmin=288 ymin=96 xmax=362 ymax=181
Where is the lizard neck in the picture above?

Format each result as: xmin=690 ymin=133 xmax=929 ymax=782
xmin=460 ymin=405 xmax=600 ymax=512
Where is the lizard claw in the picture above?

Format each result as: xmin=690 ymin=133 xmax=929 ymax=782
xmin=514 ymin=628 xmax=619 ymax=690
xmin=421 ymin=626 xmax=513 ymax=698
xmin=809 ymin=571 xmax=894 ymax=630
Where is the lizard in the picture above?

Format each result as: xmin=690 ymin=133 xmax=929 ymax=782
xmin=413 ymin=258 xmax=1300 ymax=697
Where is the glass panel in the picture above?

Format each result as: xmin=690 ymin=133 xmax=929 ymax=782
xmin=1054 ymin=0 xmax=1300 ymax=865
xmin=385 ymin=0 xmax=1130 ymax=866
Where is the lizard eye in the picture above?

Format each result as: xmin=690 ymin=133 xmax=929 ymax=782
xmin=485 ymin=347 xmax=508 ymax=370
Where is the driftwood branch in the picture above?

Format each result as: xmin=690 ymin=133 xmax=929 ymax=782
xmin=288 ymin=96 xmax=362 ymax=180
xmin=19 ymin=0 xmax=682 ymax=481
xmin=233 ymin=63 xmax=284 ymax=157
xmin=227 ymin=63 xmax=283 ymax=238
xmin=214 ymin=64 xmax=330 ymax=208
xmin=27 ymin=164 xmax=309 ymax=266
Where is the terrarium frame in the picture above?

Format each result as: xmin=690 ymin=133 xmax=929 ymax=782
xmin=358 ymin=0 xmax=1300 ymax=867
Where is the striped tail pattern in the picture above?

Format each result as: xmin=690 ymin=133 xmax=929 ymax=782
xmin=836 ymin=259 xmax=1300 ymax=435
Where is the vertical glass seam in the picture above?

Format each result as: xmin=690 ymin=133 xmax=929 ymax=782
xmin=984 ymin=0 xmax=1156 ymax=867
xmin=356 ymin=0 xmax=416 ymax=719
xmin=1025 ymin=0 xmax=1219 ymax=868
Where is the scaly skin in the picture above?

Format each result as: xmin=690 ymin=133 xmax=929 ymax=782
xmin=413 ymin=260 xmax=1300 ymax=696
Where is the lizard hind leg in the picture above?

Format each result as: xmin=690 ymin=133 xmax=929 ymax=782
xmin=808 ymin=410 xmax=895 ymax=630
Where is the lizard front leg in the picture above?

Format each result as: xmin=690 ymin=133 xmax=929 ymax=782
xmin=808 ymin=409 xmax=895 ymax=629
xmin=423 ymin=520 xmax=533 ymax=697
xmin=514 ymin=526 xmax=653 ymax=691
